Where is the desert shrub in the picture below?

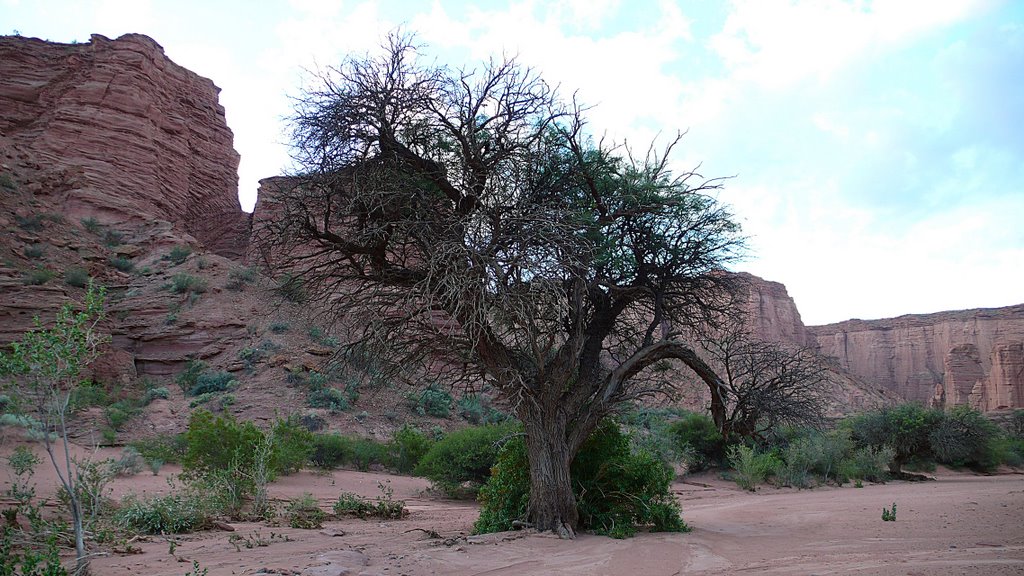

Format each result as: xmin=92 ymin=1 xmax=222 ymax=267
xmin=188 ymin=371 xmax=236 ymax=396
xmin=171 ymin=273 xmax=207 ymax=294
xmin=182 ymin=410 xmax=263 ymax=475
xmin=847 ymin=403 xmax=943 ymax=475
xmin=285 ymin=493 xmax=325 ymax=529
xmin=351 ymin=437 xmax=389 ymax=471
xmin=168 ymin=245 xmax=192 ymax=265
xmin=109 ymin=447 xmax=144 ymax=477
xmin=176 ymin=359 xmax=208 ymax=393
xmin=69 ymin=380 xmax=109 ymax=410
xmin=22 ymin=266 xmax=54 ymax=285
xmin=130 ymin=434 xmax=186 ymax=465
xmin=0 ymin=528 xmax=66 ymax=576
xmin=410 ymin=383 xmax=452 ymax=418
xmin=929 ymin=405 xmax=1003 ymax=472
xmin=1009 ymin=410 xmax=1024 ymax=439
xmin=310 ymin=433 xmax=355 ymax=469
xmin=836 ymin=445 xmax=893 ymax=483
xmin=388 ymin=425 xmax=434 ymax=474
xmin=333 ymin=481 xmax=406 ymax=519
xmin=226 ymin=266 xmax=257 ymax=291
xmin=727 ymin=444 xmax=780 ymax=491
xmin=269 ymin=415 xmax=314 ymax=475
xmin=475 ymin=420 xmax=687 ymax=538
xmin=80 ymin=217 xmax=102 ymax=233
xmin=117 ymin=489 xmax=215 ymax=534
xmin=104 ymin=400 xmax=140 ymax=430
xmin=308 ymin=387 xmax=350 ymax=412
xmin=667 ymin=411 xmax=725 ymax=472
xmin=0 ymin=172 xmax=16 ymax=189
xmin=103 ymin=230 xmax=124 ymax=247
xmin=307 ymin=326 xmax=339 ymax=347
xmin=269 ymin=321 xmax=290 ymax=334
xmin=23 ymin=244 xmax=45 ymax=259
xmin=64 ymin=266 xmax=90 ymax=288
xmin=141 ymin=386 xmax=170 ymax=405
xmin=415 ymin=422 xmax=519 ymax=496
xmin=15 ymin=214 xmax=43 ymax=231
xmin=275 ymin=274 xmax=305 ymax=302
xmin=109 ymin=256 xmax=134 ymax=272
xmin=457 ymin=395 xmax=485 ymax=424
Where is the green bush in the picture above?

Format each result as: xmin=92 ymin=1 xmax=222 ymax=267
xmin=836 ymin=445 xmax=892 ymax=484
xmin=226 ymin=267 xmax=257 ymax=291
xmin=286 ymin=493 xmax=325 ymax=529
xmin=847 ymin=403 xmax=944 ymax=475
xmin=410 ymin=383 xmax=452 ymax=418
xmin=667 ymin=411 xmax=724 ymax=472
xmin=171 ymin=273 xmax=207 ymax=294
xmin=333 ymin=481 xmax=406 ymax=519
xmin=415 ymin=422 xmax=519 ymax=496
xmin=269 ymin=321 xmax=290 ymax=334
xmin=727 ymin=444 xmax=780 ymax=491
xmin=176 ymin=359 xmax=208 ymax=393
xmin=388 ymin=425 xmax=434 ymax=474
xmin=103 ymin=230 xmax=124 ymax=247
xmin=15 ymin=214 xmax=43 ymax=231
xmin=116 ymin=490 xmax=215 ymax=534
xmin=182 ymin=410 xmax=264 ymax=475
xmin=311 ymin=433 xmax=355 ymax=469
xmin=475 ymin=420 xmax=687 ymax=538
xmin=929 ymin=405 xmax=1003 ymax=472
xmin=64 ymin=267 xmax=90 ymax=288
xmin=69 ymin=380 xmax=109 ymax=410
xmin=308 ymin=387 xmax=350 ymax=412
xmin=168 ymin=245 xmax=192 ymax=265
xmin=189 ymin=371 xmax=236 ymax=396
xmin=109 ymin=256 xmax=134 ymax=272
xmin=141 ymin=386 xmax=170 ymax=404
xmin=22 ymin=266 xmax=54 ymax=285
xmin=275 ymin=274 xmax=306 ymax=302
xmin=80 ymin=217 xmax=102 ymax=233
xmin=130 ymin=434 xmax=186 ymax=465
xmin=104 ymin=400 xmax=141 ymax=430
xmin=23 ymin=244 xmax=45 ymax=259
xmin=0 ymin=172 xmax=16 ymax=189
xmin=269 ymin=415 xmax=314 ymax=475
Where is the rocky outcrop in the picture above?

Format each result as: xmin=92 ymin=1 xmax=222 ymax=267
xmin=0 ymin=33 xmax=247 ymax=257
xmin=810 ymin=305 xmax=1024 ymax=410
xmin=736 ymin=272 xmax=811 ymax=346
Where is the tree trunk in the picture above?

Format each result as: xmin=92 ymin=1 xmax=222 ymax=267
xmin=521 ymin=410 xmax=579 ymax=538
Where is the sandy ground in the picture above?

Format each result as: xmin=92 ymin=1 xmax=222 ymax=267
xmin=3 ymin=441 xmax=1023 ymax=576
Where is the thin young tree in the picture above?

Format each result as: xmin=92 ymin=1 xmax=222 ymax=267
xmin=255 ymin=33 xmax=743 ymax=536
xmin=0 ymin=283 xmax=107 ymax=574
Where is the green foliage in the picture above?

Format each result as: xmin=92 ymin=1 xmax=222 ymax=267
xmin=667 ymin=411 xmax=724 ymax=472
xmin=102 ymin=230 xmax=124 ymax=247
xmin=388 ymin=425 xmax=434 ymax=474
xmin=0 ymin=172 xmax=16 ymax=189
xmin=168 ymin=245 xmax=192 ymax=265
xmin=103 ymin=399 xmax=140 ymax=430
xmin=269 ymin=415 xmax=314 ymax=475
xmin=15 ymin=214 xmax=43 ymax=231
xmin=186 ymin=560 xmax=208 ymax=576
xmin=80 ymin=217 xmax=102 ymax=234
xmin=68 ymin=380 xmax=109 ymax=410
xmin=275 ymin=274 xmax=306 ymax=302
xmin=928 ymin=405 xmax=1003 ymax=472
xmin=116 ymin=489 xmax=215 ymax=534
xmin=455 ymin=395 xmax=507 ymax=425
xmin=175 ymin=359 xmax=208 ymax=393
xmin=182 ymin=410 xmax=264 ymax=476
xmin=415 ymin=422 xmax=520 ymax=496
xmin=129 ymin=434 xmax=186 ymax=465
xmin=226 ymin=266 xmax=257 ymax=291
xmin=108 ymin=256 xmax=134 ymax=272
xmin=847 ymin=403 xmax=944 ymax=474
xmin=307 ymin=326 xmax=339 ymax=348
xmin=141 ymin=386 xmax=170 ymax=404
xmin=0 ymin=528 xmax=67 ymax=576
xmin=881 ymin=502 xmax=897 ymax=521
xmin=64 ymin=267 xmax=90 ymax=288
xmin=726 ymin=444 xmax=780 ymax=491
xmin=310 ymin=433 xmax=355 ymax=468
xmin=332 ymin=481 xmax=406 ymax=519
xmin=22 ymin=266 xmax=54 ymax=286
xmin=188 ymin=371 xmax=236 ymax=396
xmin=269 ymin=321 xmax=290 ymax=334
xmin=410 ymin=383 xmax=452 ymax=418
xmin=308 ymin=387 xmax=351 ymax=412
xmin=170 ymin=273 xmax=207 ymax=295
xmin=23 ymin=244 xmax=45 ymax=259
xmin=475 ymin=421 xmax=687 ymax=538
xmin=285 ymin=493 xmax=325 ymax=529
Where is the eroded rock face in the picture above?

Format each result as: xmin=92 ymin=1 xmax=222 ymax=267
xmin=809 ymin=306 xmax=1024 ymax=410
xmin=0 ymin=33 xmax=247 ymax=257
xmin=736 ymin=272 xmax=811 ymax=346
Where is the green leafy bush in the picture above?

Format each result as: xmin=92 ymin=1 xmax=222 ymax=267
xmin=0 ymin=172 xmax=16 ymax=189
xmin=275 ymin=274 xmax=305 ymax=302
xmin=168 ymin=245 xmax=192 ymax=265
xmin=667 ymin=411 xmax=724 ymax=472
xmin=226 ymin=267 xmax=257 ymax=291
xmin=929 ymin=405 xmax=1003 ymax=472
xmin=286 ymin=493 xmax=325 ymax=529
xmin=171 ymin=273 xmax=207 ymax=294
xmin=388 ymin=425 xmax=434 ymax=474
xmin=311 ymin=433 xmax=355 ymax=469
xmin=333 ymin=481 xmax=406 ymax=519
xmin=847 ymin=403 xmax=943 ymax=475
xmin=117 ymin=490 xmax=215 ymax=534
xmin=109 ymin=256 xmax=134 ymax=272
xmin=141 ymin=386 xmax=170 ymax=404
xmin=103 ymin=230 xmax=124 ymax=247
xmin=182 ymin=410 xmax=263 ymax=475
xmin=415 ymin=422 xmax=520 ymax=496
xmin=80 ymin=217 xmax=102 ymax=233
xmin=410 ymin=383 xmax=452 ymax=418
xmin=23 ymin=244 xmax=45 ymax=259
xmin=475 ymin=420 xmax=688 ymax=538
xmin=64 ymin=266 xmax=90 ymax=288
xmin=269 ymin=321 xmax=290 ymax=334
xmin=176 ymin=359 xmax=208 ymax=393
xmin=308 ymin=387 xmax=350 ymax=412
xmin=727 ymin=444 xmax=780 ymax=491
xmin=22 ymin=266 xmax=54 ymax=285
xmin=269 ymin=415 xmax=314 ymax=475
xmin=188 ymin=371 xmax=236 ymax=396
xmin=130 ymin=434 xmax=186 ymax=465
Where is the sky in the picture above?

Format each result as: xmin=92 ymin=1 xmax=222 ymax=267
xmin=3 ymin=0 xmax=1022 ymax=325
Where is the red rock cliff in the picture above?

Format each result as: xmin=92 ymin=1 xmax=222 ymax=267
xmin=809 ymin=305 xmax=1024 ymax=410
xmin=0 ymin=33 xmax=247 ymax=257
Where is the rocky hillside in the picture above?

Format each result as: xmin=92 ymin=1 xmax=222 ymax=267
xmin=809 ymin=306 xmax=1024 ymax=411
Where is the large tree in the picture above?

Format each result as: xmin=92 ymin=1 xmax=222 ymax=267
xmin=256 ymin=34 xmax=743 ymax=536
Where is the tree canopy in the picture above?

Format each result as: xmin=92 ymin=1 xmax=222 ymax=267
xmin=256 ymin=32 xmax=746 ymax=535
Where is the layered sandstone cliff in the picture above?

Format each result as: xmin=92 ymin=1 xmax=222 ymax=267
xmin=0 ymin=33 xmax=248 ymax=257
xmin=809 ymin=306 xmax=1024 ymax=410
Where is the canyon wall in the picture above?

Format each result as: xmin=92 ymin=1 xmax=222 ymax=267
xmin=809 ymin=306 xmax=1024 ymax=411
xmin=0 ymin=33 xmax=248 ymax=257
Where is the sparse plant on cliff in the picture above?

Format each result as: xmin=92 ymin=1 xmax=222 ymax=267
xmin=171 ymin=273 xmax=207 ymax=295
xmin=23 ymin=244 xmax=45 ymax=259
xmin=0 ymin=172 xmax=16 ymax=189
xmin=226 ymin=266 xmax=257 ymax=291
xmin=80 ymin=217 xmax=102 ymax=234
xmin=64 ymin=266 xmax=90 ymax=288
xmin=22 ymin=266 xmax=54 ymax=285
xmin=109 ymin=255 xmax=134 ymax=272
xmin=0 ymin=283 xmax=108 ymax=574
xmin=168 ymin=245 xmax=192 ymax=265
